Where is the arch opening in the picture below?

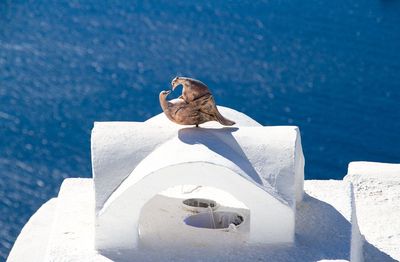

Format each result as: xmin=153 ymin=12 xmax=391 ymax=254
xmin=138 ymin=184 xmax=250 ymax=248
xmin=96 ymin=162 xmax=295 ymax=251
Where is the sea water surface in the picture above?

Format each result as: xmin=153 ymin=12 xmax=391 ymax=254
xmin=1 ymin=0 xmax=400 ymax=259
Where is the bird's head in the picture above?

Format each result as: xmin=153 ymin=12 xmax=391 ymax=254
xmin=171 ymin=76 xmax=185 ymax=91
xmin=159 ymin=90 xmax=171 ymax=98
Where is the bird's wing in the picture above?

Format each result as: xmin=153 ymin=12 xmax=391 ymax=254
xmin=198 ymin=95 xmax=218 ymax=116
xmin=188 ymin=93 xmax=213 ymax=111
xmin=181 ymin=81 xmax=211 ymax=103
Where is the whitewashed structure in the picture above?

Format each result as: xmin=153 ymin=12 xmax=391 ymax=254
xmin=92 ymin=106 xmax=305 ymax=250
xmin=8 ymin=106 xmax=400 ymax=262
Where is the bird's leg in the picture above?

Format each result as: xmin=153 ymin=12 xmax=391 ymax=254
xmin=196 ymin=124 xmax=199 ymax=127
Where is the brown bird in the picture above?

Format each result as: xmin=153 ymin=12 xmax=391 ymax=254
xmin=159 ymin=77 xmax=235 ymax=127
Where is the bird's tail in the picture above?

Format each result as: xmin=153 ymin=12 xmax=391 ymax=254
xmin=215 ymin=109 xmax=235 ymax=126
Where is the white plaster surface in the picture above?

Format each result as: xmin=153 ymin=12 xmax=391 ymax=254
xmin=138 ymin=194 xmax=251 ymax=248
xmin=91 ymin=108 xmax=304 ymax=214
xmin=348 ymin=161 xmax=400 ymax=176
xmin=160 ymin=185 xmax=248 ymax=209
xmin=91 ymin=106 xmax=261 ymax=213
xmin=303 ymin=180 xmax=353 ymax=261
xmin=8 ymin=106 xmax=399 ymax=261
xmin=92 ymin=108 xmax=304 ymax=250
xmin=44 ymin=178 xmax=105 ymax=261
xmin=97 ymin=162 xmax=295 ymax=250
xmin=92 ymin=124 xmax=304 ymax=208
xmin=345 ymin=161 xmax=400 ymax=261
xmin=7 ymin=198 xmax=57 ymax=262
xmin=9 ymin=177 xmax=399 ymax=262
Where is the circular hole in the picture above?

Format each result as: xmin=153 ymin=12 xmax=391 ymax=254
xmin=182 ymin=198 xmax=217 ymax=212
xmin=184 ymin=211 xmax=243 ymax=229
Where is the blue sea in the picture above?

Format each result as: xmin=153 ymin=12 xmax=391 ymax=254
xmin=1 ymin=0 xmax=400 ymax=259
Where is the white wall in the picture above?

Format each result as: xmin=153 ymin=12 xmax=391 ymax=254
xmin=96 ymin=163 xmax=294 ymax=251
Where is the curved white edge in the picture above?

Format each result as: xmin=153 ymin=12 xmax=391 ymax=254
xmin=294 ymin=127 xmax=305 ymax=203
xmin=228 ymin=125 xmax=302 ymax=207
xmin=7 ymin=198 xmax=58 ymax=262
xmin=91 ymin=122 xmax=177 ymax=211
xmin=349 ymin=183 xmax=364 ymax=262
xmin=101 ymin=161 xmax=286 ymax=215
xmin=92 ymin=124 xmax=303 ymax=213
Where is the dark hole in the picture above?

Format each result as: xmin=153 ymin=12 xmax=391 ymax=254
xmin=183 ymin=198 xmax=217 ymax=209
xmin=184 ymin=211 xmax=244 ymax=229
